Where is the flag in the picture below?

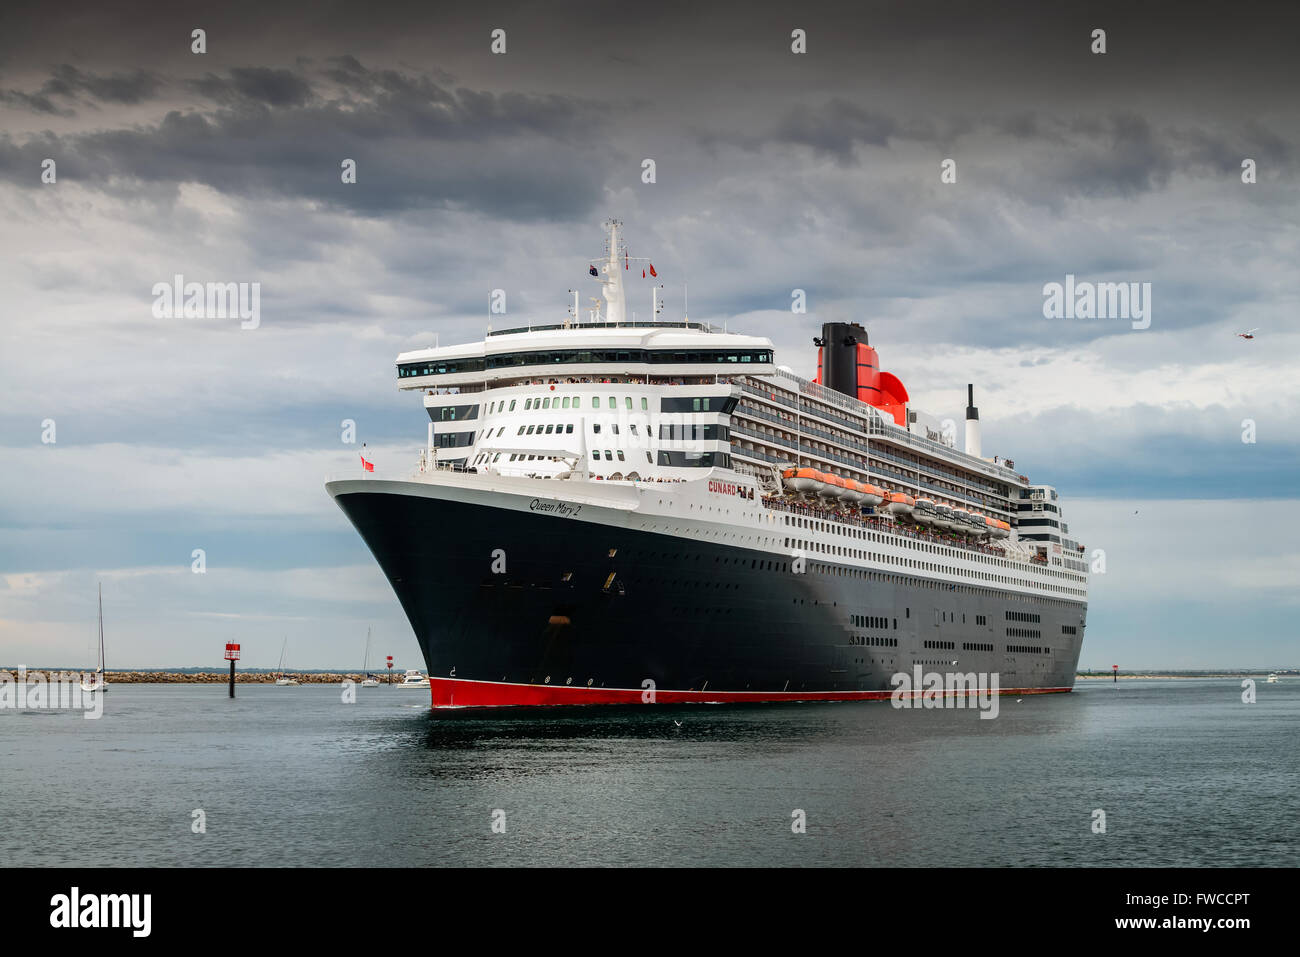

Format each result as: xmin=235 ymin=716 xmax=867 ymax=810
xmin=360 ymin=454 xmax=374 ymax=472
xmin=588 ymin=265 xmax=597 ymax=276
xmin=649 ymin=263 xmax=657 ymax=277
xmin=642 ymin=269 xmax=646 ymax=278
xmin=625 ymin=251 xmax=629 ymax=270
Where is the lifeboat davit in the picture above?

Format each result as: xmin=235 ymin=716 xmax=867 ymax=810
xmin=783 ymin=467 xmax=822 ymax=494
xmin=913 ymin=497 xmax=936 ymax=525
xmin=858 ymin=482 xmax=886 ymax=507
xmin=883 ymin=492 xmax=915 ymax=518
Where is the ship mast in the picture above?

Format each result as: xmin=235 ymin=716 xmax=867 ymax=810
xmin=596 ymin=218 xmax=626 ymax=325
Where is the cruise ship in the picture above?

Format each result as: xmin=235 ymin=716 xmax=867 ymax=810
xmin=328 ymin=221 xmax=1088 ymax=707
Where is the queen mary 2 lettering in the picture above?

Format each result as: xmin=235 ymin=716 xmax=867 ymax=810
xmin=327 ymin=220 xmax=1089 ymax=708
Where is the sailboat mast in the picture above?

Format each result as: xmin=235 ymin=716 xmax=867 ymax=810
xmin=97 ymin=582 xmax=105 ymax=673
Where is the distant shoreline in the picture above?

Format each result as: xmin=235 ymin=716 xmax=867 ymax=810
xmin=0 ymin=670 xmax=399 ymax=684
xmin=2 ymin=669 xmax=1288 ymax=684
xmin=1076 ymin=673 xmax=1288 ymax=680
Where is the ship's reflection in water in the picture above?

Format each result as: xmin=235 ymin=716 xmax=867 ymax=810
xmin=4 ymin=681 xmax=1293 ymax=867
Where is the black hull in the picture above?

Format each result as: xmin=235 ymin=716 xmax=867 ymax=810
xmin=333 ymin=489 xmax=1086 ymax=698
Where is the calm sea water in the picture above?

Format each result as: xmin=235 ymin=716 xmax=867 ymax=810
xmin=1 ymin=678 xmax=1294 ymax=867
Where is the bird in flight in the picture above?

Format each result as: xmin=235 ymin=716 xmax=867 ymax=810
xmin=1237 ymin=328 xmax=1259 ymax=339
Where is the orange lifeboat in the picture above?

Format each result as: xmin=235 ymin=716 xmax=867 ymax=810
xmin=883 ymin=491 xmax=915 ymax=517
xmin=817 ymin=473 xmax=847 ymax=499
xmin=783 ymin=467 xmax=823 ymax=494
xmin=858 ymin=482 xmax=886 ymax=507
xmin=841 ymin=479 xmax=867 ymax=505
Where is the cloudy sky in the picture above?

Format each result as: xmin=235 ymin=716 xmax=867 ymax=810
xmin=1 ymin=0 xmax=1296 ymax=671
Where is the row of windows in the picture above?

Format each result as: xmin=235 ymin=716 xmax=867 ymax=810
xmin=1006 ymin=610 xmax=1041 ymax=623
xmin=657 ymin=451 xmax=731 ymax=468
xmin=850 ymin=614 xmax=894 ymax=629
xmin=849 ymin=635 xmax=898 ymax=647
xmin=659 ymin=424 xmax=729 ymax=441
xmin=517 ymin=422 xmax=576 ymax=436
xmin=433 ymin=430 xmax=475 ymax=448
xmin=398 ymin=349 xmax=773 ymax=377
xmin=485 ymin=395 xmax=652 ymax=413
xmin=963 ymin=642 xmax=994 ymax=652
xmin=1007 ymin=628 xmax=1042 ymax=639
xmin=430 ymin=404 xmax=479 ymax=421
xmin=660 ymin=396 xmax=737 ymax=414
xmin=975 ymin=615 xmax=987 ymax=626
xmin=779 ymin=514 xmax=1085 ymax=597
xmin=1007 ymin=645 xmax=1047 ymax=654
xmin=1062 ymin=625 xmax=1078 ymax=635
xmin=924 ymin=640 xmax=956 ymax=650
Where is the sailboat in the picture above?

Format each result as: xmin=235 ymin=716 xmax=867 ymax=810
xmin=81 ymin=583 xmax=107 ymax=694
xmin=274 ymin=637 xmax=299 ymax=686
xmin=360 ymin=627 xmax=380 ymax=687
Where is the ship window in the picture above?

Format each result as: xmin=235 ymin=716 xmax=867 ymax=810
xmin=641 ymin=397 xmax=648 ymax=410
xmin=573 ymin=397 xmax=581 ymax=408
xmin=561 ymin=397 xmax=570 ymax=408
xmin=545 ymin=425 xmax=555 ymax=434
xmin=617 ymin=450 xmax=625 ymax=461
xmin=566 ymin=424 xmax=574 ymax=434
xmin=625 ymin=397 xmax=633 ymax=410
xmin=593 ymin=424 xmax=601 ymax=434
xmin=605 ymin=450 xmax=613 ymax=460
xmin=592 ymin=451 xmax=601 ymax=461
xmin=527 ymin=425 xmax=536 ymax=435
xmin=525 ymin=399 xmax=533 ymax=410
xmin=608 ymin=396 xmax=616 ymax=407
xmin=543 ymin=398 xmax=551 ymax=409
xmin=646 ymin=451 xmax=652 ymax=464
xmin=613 ymin=424 xmax=620 ymax=435
xmin=593 ymin=397 xmax=601 ymax=408
xmin=517 ymin=427 xmax=525 ymax=435
xmin=630 ymin=424 xmax=638 ymax=435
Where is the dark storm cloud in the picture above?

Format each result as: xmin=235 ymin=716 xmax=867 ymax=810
xmin=0 ymin=61 xmax=613 ymax=220
xmin=189 ymin=67 xmax=315 ymax=108
xmin=1 ymin=65 xmax=162 ymax=115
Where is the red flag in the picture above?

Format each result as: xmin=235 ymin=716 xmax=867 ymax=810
xmin=625 ymin=251 xmax=629 ymax=270
xmin=649 ymin=263 xmax=657 ymax=277
xmin=642 ymin=269 xmax=646 ymax=278
xmin=360 ymin=454 xmax=374 ymax=472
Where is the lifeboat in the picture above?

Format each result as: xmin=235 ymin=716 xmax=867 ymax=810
xmin=986 ymin=518 xmax=1010 ymax=540
xmin=840 ymin=479 xmax=866 ymax=505
xmin=933 ymin=504 xmax=956 ymax=531
xmin=883 ymin=492 xmax=915 ymax=518
xmin=782 ymin=467 xmax=823 ymax=494
xmin=952 ymin=507 xmax=972 ymax=532
xmin=913 ymin=497 xmax=936 ymax=525
xmin=858 ymin=482 xmax=886 ymax=507
xmin=817 ymin=473 xmax=847 ymax=499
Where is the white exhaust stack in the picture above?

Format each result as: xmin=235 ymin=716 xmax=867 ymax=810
xmin=964 ymin=384 xmax=982 ymax=458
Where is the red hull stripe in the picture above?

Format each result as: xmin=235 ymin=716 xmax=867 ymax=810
xmin=426 ymin=676 xmax=1073 ymax=708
